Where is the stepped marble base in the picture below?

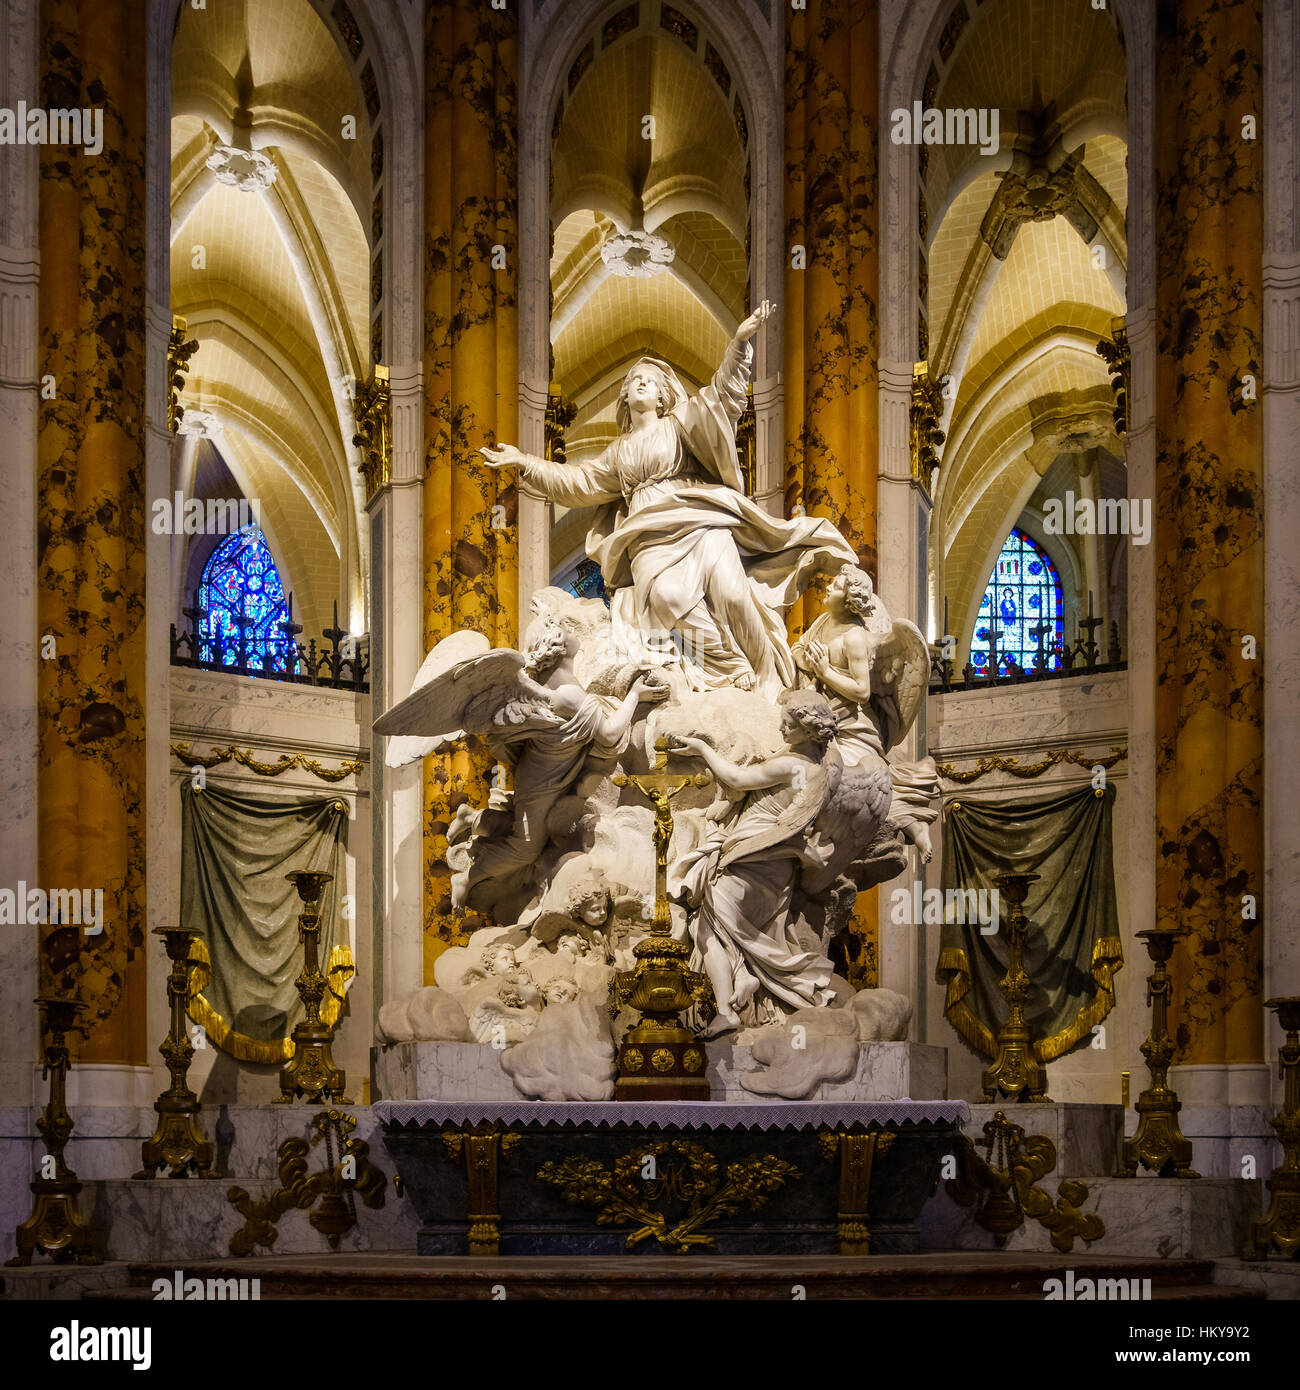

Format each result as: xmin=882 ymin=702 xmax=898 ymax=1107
xmin=375 ymin=1099 xmax=967 ymax=1256
xmin=921 ymin=1176 xmax=1263 ymax=1260
xmin=371 ymin=1040 xmax=947 ymax=1104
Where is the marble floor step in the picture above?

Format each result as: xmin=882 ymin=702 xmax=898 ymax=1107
xmin=109 ymin=1252 xmax=1242 ymax=1300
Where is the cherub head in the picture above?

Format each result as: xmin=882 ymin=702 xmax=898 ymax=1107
xmin=616 ymin=359 xmax=678 ymax=432
xmin=541 ymin=976 xmax=579 ymax=1006
xmin=777 ymin=689 xmax=838 ymax=751
xmin=567 ymin=877 xmax=611 ymax=928
xmin=482 ymin=944 xmax=518 ymax=976
xmin=828 ymin=563 xmax=876 ymax=621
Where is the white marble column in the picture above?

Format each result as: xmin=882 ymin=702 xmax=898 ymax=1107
xmin=876 ymin=358 xmax=932 ymax=1021
xmin=1263 ymin=0 xmax=1300 ymax=1074
xmin=371 ymin=363 xmax=425 ymax=1013
xmin=517 ymin=379 xmax=549 ymax=615
xmin=0 ymin=0 xmax=40 ymax=1109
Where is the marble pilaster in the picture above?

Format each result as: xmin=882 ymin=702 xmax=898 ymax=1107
xmin=1262 ymin=0 xmax=1300 ymax=1062
xmin=0 ymin=0 xmax=40 ymax=1107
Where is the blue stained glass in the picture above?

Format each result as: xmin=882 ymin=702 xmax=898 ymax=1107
xmin=970 ymin=529 xmax=1064 ymax=673
xmin=198 ymin=528 xmax=298 ymax=671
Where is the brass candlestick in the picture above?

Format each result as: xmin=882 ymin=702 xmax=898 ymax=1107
xmin=7 ymin=997 xmax=100 ymax=1265
xmin=1251 ymin=996 xmax=1300 ymax=1256
xmin=609 ymin=737 xmax=715 ymax=1099
xmin=280 ymin=870 xmax=348 ymax=1103
xmin=982 ymin=872 xmax=1051 ymax=1102
xmin=137 ymin=925 xmax=214 ymax=1178
xmin=1121 ymin=928 xmax=1198 ymax=1177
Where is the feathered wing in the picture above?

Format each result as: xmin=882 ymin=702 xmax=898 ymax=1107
xmin=870 ymin=618 xmax=930 ymax=754
xmin=800 ymin=758 xmax=894 ymax=899
xmin=375 ymin=636 xmax=529 ymax=768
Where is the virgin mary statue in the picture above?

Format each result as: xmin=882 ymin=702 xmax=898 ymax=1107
xmin=481 ymin=301 xmax=857 ymax=696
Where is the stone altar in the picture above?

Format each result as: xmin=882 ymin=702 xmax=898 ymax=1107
xmin=374 ymin=1099 xmax=968 ymax=1257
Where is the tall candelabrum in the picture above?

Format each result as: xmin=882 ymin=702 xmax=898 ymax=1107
xmin=7 ymin=998 xmax=99 ymax=1265
xmin=1252 ymin=997 xmax=1300 ymax=1256
xmin=981 ymin=872 xmax=1052 ymax=1103
xmin=137 ymin=925 xmax=214 ymax=1178
xmin=279 ymin=870 xmax=348 ymax=1103
xmin=1121 ymin=928 xmax=1198 ymax=1178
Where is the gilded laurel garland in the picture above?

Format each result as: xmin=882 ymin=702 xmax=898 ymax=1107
xmin=537 ymin=1139 xmax=800 ymax=1253
xmin=170 ymin=741 xmax=362 ymax=782
xmin=935 ymin=745 xmax=1127 ymax=783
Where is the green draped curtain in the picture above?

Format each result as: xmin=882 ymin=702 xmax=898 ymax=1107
xmin=937 ymin=783 xmax=1123 ymax=1061
xmin=180 ymin=783 xmax=350 ymax=1062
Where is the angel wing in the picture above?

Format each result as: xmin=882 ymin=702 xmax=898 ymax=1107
xmin=869 ymin=618 xmax=930 ymax=753
xmin=800 ymin=757 xmax=894 ymax=898
xmin=375 ymin=631 xmax=528 ymax=768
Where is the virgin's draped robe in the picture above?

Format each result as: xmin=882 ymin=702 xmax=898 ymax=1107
xmin=516 ymin=340 xmax=857 ymax=695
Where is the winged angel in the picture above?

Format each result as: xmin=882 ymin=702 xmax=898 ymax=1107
xmin=792 ymin=563 xmax=940 ymax=863
xmin=375 ymin=593 xmax=667 ymax=924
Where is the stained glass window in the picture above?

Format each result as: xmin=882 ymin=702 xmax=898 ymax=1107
xmin=198 ymin=527 xmax=298 ymax=671
xmin=970 ymin=529 xmax=1064 ymax=673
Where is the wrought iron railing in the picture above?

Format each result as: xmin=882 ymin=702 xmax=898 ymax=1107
xmin=170 ymin=593 xmax=369 ymax=693
xmin=929 ymin=619 xmax=1125 ymax=693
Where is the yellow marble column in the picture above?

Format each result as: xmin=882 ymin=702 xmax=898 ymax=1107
xmin=784 ymin=0 xmax=880 ymax=987
xmin=1154 ymin=0 xmax=1264 ymax=1065
xmin=36 ymin=0 xmax=149 ymax=1063
xmin=783 ymin=0 xmax=879 ymax=641
xmin=422 ymin=2 xmax=519 ymax=972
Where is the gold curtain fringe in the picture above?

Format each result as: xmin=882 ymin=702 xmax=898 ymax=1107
xmin=184 ymin=935 xmax=355 ymax=1065
xmin=170 ymin=741 xmax=362 ymax=783
xmin=936 ymin=935 xmax=1125 ymax=1062
xmin=935 ymin=745 xmax=1127 ymax=784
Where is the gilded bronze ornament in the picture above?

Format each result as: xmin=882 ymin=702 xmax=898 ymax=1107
xmin=352 ymin=365 xmax=391 ymax=498
xmin=227 ymin=1110 xmax=387 ymax=1255
xmin=1120 ymin=928 xmax=1198 ymax=1178
xmin=818 ymin=1129 xmax=896 ymax=1255
xmin=538 ymin=1138 xmax=800 ymax=1253
xmin=7 ymin=998 xmax=100 ymax=1266
xmin=170 ymin=741 xmax=362 ymax=783
xmin=982 ymin=872 xmax=1052 ymax=1103
xmin=279 ymin=871 xmax=348 ymax=1103
xmin=935 ymin=745 xmax=1127 ymax=784
xmin=441 ymin=1128 xmax=522 ymax=1256
xmin=136 ymin=926 xmax=214 ymax=1179
xmin=167 ymin=315 xmax=199 ymax=433
xmin=947 ymin=1110 xmax=1104 ymax=1253
xmin=609 ymin=737 xmax=716 ymax=1100
xmin=1251 ymin=997 xmax=1300 ymax=1257
xmin=1095 ymin=318 xmax=1130 ymax=435
xmin=910 ymin=361 xmax=946 ymax=491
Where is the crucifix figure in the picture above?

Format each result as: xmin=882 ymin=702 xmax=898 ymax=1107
xmin=614 ymin=737 xmax=710 ymax=935
xmin=609 ymin=737 xmax=715 ymax=1099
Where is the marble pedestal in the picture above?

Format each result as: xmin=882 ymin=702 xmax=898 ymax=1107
xmin=372 ymin=1039 xmax=948 ymax=1103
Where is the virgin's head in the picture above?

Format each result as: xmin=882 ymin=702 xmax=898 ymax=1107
xmin=616 ymin=360 xmax=675 ymax=433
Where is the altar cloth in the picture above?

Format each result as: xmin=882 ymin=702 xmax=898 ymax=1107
xmin=372 ymin=1099 xmax=969 ymax=1130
